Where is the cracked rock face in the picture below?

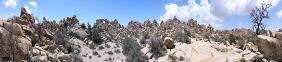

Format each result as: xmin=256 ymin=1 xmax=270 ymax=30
xmin=0 ymin=22 xmax=32 ymax=62
xmin=19 ymin=7 xmax=35 ymax=26
xmin=258 ymin=35 xmax=282 ymax=61
xmin=3 ymin=22 xmax=25 ymax=36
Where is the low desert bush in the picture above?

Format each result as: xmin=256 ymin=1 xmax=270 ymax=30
xmin=121 ymin=36 xmax=148 ymax=62
xmin=176 ymin=29 xmax=191 ymax=44
xmin=149 ymin=36 xmax=167 ymax=59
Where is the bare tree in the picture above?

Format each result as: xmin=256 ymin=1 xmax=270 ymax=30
xmin=250 ymin=2 xmax=271 ymax=35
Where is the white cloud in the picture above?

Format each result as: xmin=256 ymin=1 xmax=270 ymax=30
xmin=161 ymin=0 xmax=222 ymax=27
xmin=29 ymin=1 xmax=37 ymax=8
xmin=211 ymin=0 xmax=280 ymax=17
xmin=277 ymin=10 xmax=282 ymax=18
xmin=161 ymin=0 xmax=280 ymax=29
xmin=2 ymin=0 xmax=18 ymax=8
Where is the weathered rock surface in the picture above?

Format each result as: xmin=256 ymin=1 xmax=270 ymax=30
xmin=0 ymin=27 xmax=12 ymax=57
xmin=0 ymin=21 xmax=31 ymax=62
xmin=70 ymin=28 xmax=88 ymax=39
xmin=275 ymin=32 xmax=282 ymax=41
xmin=3 ymin=22 xmax=25 ymax=36
xmin=19 ymin=7 xmax=35 ymax=26
xmin=258 ymin=35 xmax=282 ymax=61
xmin=31 ymin=46 xmax=48 ymax=62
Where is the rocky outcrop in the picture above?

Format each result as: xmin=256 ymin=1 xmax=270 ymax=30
xmin=19 ymin=7 xmax=35 ymax=26
xmin=0 ymin=21 xmax=31 ymax=62
xmin=275 ymin=32 xmax=282 ymax=41
xmin=70 ymin=28 xmax=88 ymax=39
xmin=31 ymin=46 xmax=48 ymax=62
xmin=258 ymin=35 xmax=282 ymax=61
xmin=0 ymin=27 xmax=12 ymax=58
xmin=3 ymin=22 xmax=25 ymax=36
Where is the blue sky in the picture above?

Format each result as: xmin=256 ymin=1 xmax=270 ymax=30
xmin=0 ymin=0 xmax=282 ymax=30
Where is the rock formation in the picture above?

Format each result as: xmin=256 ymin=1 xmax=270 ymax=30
xmin=0 ymin=7 xmax=279 ymax=62
xmin=164 ymin=37 xmax=175 ymax=50
xmin=258 ymin=35 xmax=282 ymax=61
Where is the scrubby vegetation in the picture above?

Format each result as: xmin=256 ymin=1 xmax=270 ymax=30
xmin=176 ymin=29 xmax=192 ymax=44
xmin=148 ymin=36 xmax=167 ymax=59
xmin=121 ymin=35 xmax=148 ymax=62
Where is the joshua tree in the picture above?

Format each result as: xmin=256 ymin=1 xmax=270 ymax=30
xmin=250 ymin=2 xmax=271 ymax=35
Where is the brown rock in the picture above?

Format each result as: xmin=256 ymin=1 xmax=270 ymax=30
xmin=0 ymin=33 xmax=31 ymax=62
xmin=19 ymin=7 xmax=35 ymax=26
xmin=3 ymin=22 xmax=25 ymax=36
xmin=164 ymin=37 xmax=175 ymax=50
xmin=12 ymin=35 xmax=31 ymax=62
xmin=258 ymin=35 xmax=282 ymax=60
xmin=275 ymin=32 xmax=282 ymax=41
xmin=70 ymin=28 xmax=88 ymax=39
xmin=31 ymin=46 xmax=49 ymax=62
xmin=0 ymin=27 xmax=12 ymax=57
xmin=21 ymin=25 xmax=35 ymax=37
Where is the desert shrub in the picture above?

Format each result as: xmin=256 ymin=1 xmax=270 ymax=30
xmin=246 ymin=35 xmax=260 ymax=44
xmin=115 ymin=49 xmax=121 ymax=54
xmin=179 ymin=56 xmax=184 ymax=61
xmin=31 ymin=32 xmax=40 ymax=47
xmin=149 ymin=36 xmax=167 ymax=59
xmin=228 ymin=34 xmax=241 ymax=44
xmin=121 ymin=36 xmax=148 ymax=62
xmin=228 ymin=34 xmax=262 ymax=49
xmin=68 ymin=32 xmax=80 ymax=39
xmin=107 ymin=51 xmax=113 ymax=55
xmin=140 ymin=32 xmax=150 ymax=45
xmin=54 ymin=29 xmax=70 ymax=45
xmin=60 ymin=15 xmax=79 ymax=29
xmin=168 ymin=54 xmax=177 ymax=62
xmin=89 ymin=43 xmax=96 ymax=49
xmin=72 ymin=54 xmax=83 ymax=62
xmin=88 ymin=28 xmax=103 ymax=45
xmin=212 ymin=36 xmax=229 ymax=45
xmin=245 ymin=35 xmax=262 ymax=50
xmin=176 ymin=29 xmax=191 ymax=44
xmin=236 ymin=40 xmax=247 ymax=49
xmin=72 ymin=45 xmax=83 ymax=62
xmin=80 ymin=23 xmax=86 ymax=29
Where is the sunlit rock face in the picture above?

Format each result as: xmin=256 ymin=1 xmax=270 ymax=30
xmin=257 ymin=35 xmax=282 ymax=61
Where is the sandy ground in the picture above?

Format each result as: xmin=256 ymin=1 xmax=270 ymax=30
xmin=71 ymin=38 xmax=259 ymax=62
xmin=146 ymin=38 xmax=259 ymax=62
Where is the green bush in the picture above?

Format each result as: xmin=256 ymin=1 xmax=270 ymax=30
xmin=149 ymin=36 xmax=167 ymax=59
xmin=212 ymin=35 xmax=228 ymax=45
xmin=228 ymin=34 xmax=238 ymax=44
xmin=88 ymin=28 xmax=103 ymax=45
xmin=176 ymin=29 xmax=191 ymax=44
xmin=121 ymin=36 xmax=148 ymax=62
